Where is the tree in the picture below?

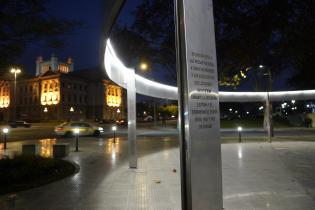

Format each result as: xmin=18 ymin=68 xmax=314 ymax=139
xmin=0 ymin=0 xmax=80 ymax=74
xmin=132 ymin=0 xmax=176 ymax=82
xmin=130 ymin=0 xmax=315 ymax=89
xmin=110 ymin=25 xmax=153 ymax=70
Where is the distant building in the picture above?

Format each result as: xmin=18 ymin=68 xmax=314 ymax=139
xmin=0 ymin=55 xmax=126 ymax=122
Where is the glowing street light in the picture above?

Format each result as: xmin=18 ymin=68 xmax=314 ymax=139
xmin=139 ymin=62 xmax=148 ymax=71
xmin=291 ymin=100 xmax=296 ymax=104
xmin=44 ymin=107 xmax=48 ymax=112
xmin=2 ymin=128 xmax=9 ymax=149
xmin=74 ymin=128 xmax=80 ymax=152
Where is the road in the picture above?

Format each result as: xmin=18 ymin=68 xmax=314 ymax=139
xmin=0 ymin=123 xmax=315 ymax=142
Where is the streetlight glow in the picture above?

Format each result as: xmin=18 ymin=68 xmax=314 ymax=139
xmin=237 ymin=126 xmax=243 ymax=132
xmin=140 ymin=62 xmax=148 ymax=71
xmin=3 ymin=128 xmax=9 ymax=134
xmin=259 ymin=65 xmax=264 ymax=69
xmin=112 ymin=126 xmax=117 ymax=131
xmin=74 ymin=128 xmax=80 ymax=135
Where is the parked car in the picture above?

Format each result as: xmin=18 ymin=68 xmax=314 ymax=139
xmin=9 ymin=121 xmax=31 ymax=128
xmin=143 ymin=116 xmax=153 ymax=122
xmin=54 ymin=122 xmax=104 ymax=137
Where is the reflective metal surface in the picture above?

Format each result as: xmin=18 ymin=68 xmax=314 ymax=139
xmin=104 ymin=41 xmax=315 ymax=102
xmin=176 ymin=0 xmax=222 ymax=208
xmin=127 ymin=68 xmax=137 ymax=168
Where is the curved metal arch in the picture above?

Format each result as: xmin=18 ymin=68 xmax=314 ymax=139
xmin=104 ymin=39 xmax=315 ymax=102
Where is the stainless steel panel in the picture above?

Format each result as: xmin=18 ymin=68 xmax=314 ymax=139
xmin=176 ymin=0 xmax=222 ymax=209
xmin=127 ymin=69 xmax=137 ymax=168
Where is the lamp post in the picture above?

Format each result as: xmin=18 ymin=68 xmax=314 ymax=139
xmin=2 ymin=128 xmax=9 ymax=149
xmin=112 ymin=126 xmax=117 ymax=143
xmin=74 ymin=128 xmax=80 ymax=152
xmin=259 ymin=65 xmax=274 ymax=142
xmin=237 ymin=126 xmax=242 ymax=143
xmin=10 ymin=68 xmax=21 ymax=121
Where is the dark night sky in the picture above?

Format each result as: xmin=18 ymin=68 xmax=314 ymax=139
xmin=19 ymin=0 xmax=291 ymax=91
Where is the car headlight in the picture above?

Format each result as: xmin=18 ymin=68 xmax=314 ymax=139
xmin=98 ymin=127 xmax=104 ymax=131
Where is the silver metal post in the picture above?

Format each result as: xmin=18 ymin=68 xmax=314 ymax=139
xmin=153 ymin=99 xmax=157 ymax=126
xmin=128 ymin=69 xmax=137 ymax=168
xmin=175 ymin=0 xmax=222 ymax=209
xmin=13 ymin=73 xmax=17 ymax=121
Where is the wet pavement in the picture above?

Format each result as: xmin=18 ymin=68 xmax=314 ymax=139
xmin=0 ymin=136 xmax=315 ymax=210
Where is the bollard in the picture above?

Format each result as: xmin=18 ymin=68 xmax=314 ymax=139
xmin=74 ymin=128 xmax=80 ymax=152
xmin=112 ymin=126 xmax=117 ymax=143
xmin=237 ymin=126 xmax=242 ymax=143
xmin=2 ymin=128 xmax=9 ymax=150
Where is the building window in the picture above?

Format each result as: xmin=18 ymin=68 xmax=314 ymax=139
xmin=62 ymin=82 xmax=65 ymax=88
xmin=79 ymin=96 xmax=82 ymax=103
xmin=62 ymin=95 xmax=65 ymax=102
xmin=73 ymin=84 xmax=76 ymax=90
xmin=79 ymin=85 xmax=82 ymax=91
xmin=68 ymin=95 xmax=71 ymax=102
xmin=74 ymin=95 xmax=77 ymax=102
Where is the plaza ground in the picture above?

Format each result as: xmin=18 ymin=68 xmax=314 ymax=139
xmin=0 ymin=133 xmax=315 ymax=209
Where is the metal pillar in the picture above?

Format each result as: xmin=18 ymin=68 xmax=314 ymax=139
xmin=153 ymin=99 xmax=157 ymax=126
xmin=127 ymin=69 xmax=137 ymax=168
xmin=175 ymin=0 xmax=223 ymax=209
xmin=266 ymin=93 xmax=274 ymax=143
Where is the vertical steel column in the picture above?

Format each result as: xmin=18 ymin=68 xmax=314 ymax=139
xmin=175 ymin=0 xmax=223 ymax=209
xmin=127 ymin=69 xmax=137 ymax=168
xmin=266 ymin=92 xmax=273 ymax=143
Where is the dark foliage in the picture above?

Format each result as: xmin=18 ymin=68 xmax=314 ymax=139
xmin=0 ymin=0 xmax=81 ymax=74
xmin=0 ymin=155 xmax=76 ymax=195
xmin=114 ymin=0 xmax=315 ymax=89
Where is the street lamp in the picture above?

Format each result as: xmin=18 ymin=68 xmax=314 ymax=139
xmin=112 ymin=126 xmax=117 ymax=143
xmin=10 ymin=68 xmax=21 ymax=121
xmin=237 ymin=126 xmax=243 ymax=143
xmin=259 ymin=65 xmax=274 ymax=142
xmin=2 ymin=128 xmax=9 ymax=149
xmin=139 ymin=62 xmax=148 ymax=71
xmin=74 ymin=128 xmax=80 ymax=152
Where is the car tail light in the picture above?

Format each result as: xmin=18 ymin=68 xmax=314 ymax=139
xmin=55 ymin=127 xmax=64 ymax=131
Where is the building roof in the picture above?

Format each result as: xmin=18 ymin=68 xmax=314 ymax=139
xmin=0 ymin=66 xmax=112 ymax=84
xmin=68 ymin=66 xmax=109 ymax=82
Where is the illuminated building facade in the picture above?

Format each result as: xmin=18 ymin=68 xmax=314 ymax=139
xmin=0 ymin=55 xmax=125 ymax=122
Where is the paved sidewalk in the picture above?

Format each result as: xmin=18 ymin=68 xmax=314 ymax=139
xmin=0 ymin=137 xmax=315 ymax=209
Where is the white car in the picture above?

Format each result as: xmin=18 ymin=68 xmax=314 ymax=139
xmin=54 ymin=122 xmax=104 ymax=137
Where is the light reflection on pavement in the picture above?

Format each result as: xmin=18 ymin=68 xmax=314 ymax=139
xmin=0 ymin=137 xmax=314 ymax=209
